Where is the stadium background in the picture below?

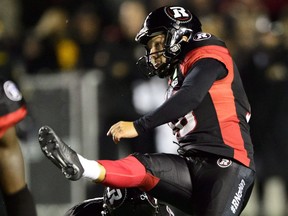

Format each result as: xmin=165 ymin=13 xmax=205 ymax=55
xmin=0 ymin=0 xmax=288 ymax=215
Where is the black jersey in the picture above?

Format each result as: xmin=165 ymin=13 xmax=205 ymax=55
xmin=134 ymin=33 xmax=255 ymax=170
xmin=0 ymin=78 xmax=27 ymax=137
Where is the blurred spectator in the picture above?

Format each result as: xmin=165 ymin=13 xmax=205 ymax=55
xmin=93 ymin=0 xmax=156 ymax=161
xmin=0 ymin=0 xmax=23 ymax=80
xmin=279 ymin=6 xmax=288 ymax=48
xmin=147 ymin=0 xmax=186 ymax=11
xmin=185 ymin=0 xmax=217 ymax=17
xmin=70 ymin=3 xmax=103 ymax=70
xmin=262 ymin=0 xmax=288 ymax=21
xmin=0 ymin=19 xmax=20 ymax=79
xmin=22 ymin=7 xmax=79 ymax=74
xmin=20 ymin=0 xmax=86 ymax=29
xmin=0 ymin=0 xmax=20 ymax=37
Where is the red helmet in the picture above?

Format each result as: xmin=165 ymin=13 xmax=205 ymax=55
xmin=135 ymin=6 xmax=202 ymax=78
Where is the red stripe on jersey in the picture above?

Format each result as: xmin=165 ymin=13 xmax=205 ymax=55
xmin=181 ymin=45 xmax=250 ymax=167
xmin=209 ymin=86 xmax=250 ymax=167
xmin=180 ymin=46 xmax=230 ymax=76
xmin=0 ymin=106 xmax=27 ymax=138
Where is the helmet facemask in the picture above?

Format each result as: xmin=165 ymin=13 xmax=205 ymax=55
xmin=136 ymin=26 xmax=193 ymax=78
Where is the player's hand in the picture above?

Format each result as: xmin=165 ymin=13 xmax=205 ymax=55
xmin=107 ymin=121 xmax=138 ymax=144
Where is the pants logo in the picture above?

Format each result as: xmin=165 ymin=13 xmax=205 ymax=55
xmin=217 ymin=158 xmax=232 ymax=168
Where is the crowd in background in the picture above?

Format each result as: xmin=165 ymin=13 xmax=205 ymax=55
xmin=1 ymin=0 xmax=288 ymax=215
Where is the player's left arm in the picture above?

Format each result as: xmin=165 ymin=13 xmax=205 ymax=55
xmin=133 ymin=58 xmax=227 ymax=135
xmin=107 ymin=58 xmax=227 ymax=143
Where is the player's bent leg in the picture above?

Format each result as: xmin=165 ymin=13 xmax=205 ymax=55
xmin=133 ymin=153 xmax=194 ymax=214
xmin=38 ymin=126 xmax=160 ymax=187
xmin=38 ymin=126 xmax=106 ymax=182
xmin=38 ymin=126 xmax=194 ymax=213
xmin=98 ymin=155 xmax=159 ymax=190
xmin=98 ymin=153 xmax=195 ymax=216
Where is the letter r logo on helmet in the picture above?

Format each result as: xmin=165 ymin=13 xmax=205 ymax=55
xmin=169 ymin=6 xmax=190 ymax=19
xmin=165 ymin=6 xmax=192 ymax=22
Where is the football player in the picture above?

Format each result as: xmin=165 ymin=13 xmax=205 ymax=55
xmin=0 ymin=78 xmax=37 ymax=216
xmin=38 ymin=5 xmax=255 ymax=216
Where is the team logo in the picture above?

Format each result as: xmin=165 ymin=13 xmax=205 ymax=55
xmin=165 ymin=6 xmax=192 ymax=23
xmin=104 ymin=187 xmax=125 ymax=209
xmin=193 ymin=32 xmax=211 ymax=41
xmin=217 ymin=158 xmax=232 ymax=168
xmin=3 ymin=80 xmax=22 ymax=101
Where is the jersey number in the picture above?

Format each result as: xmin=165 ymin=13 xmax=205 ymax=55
xmin=169 ymin=111 xmax=197 ymax=138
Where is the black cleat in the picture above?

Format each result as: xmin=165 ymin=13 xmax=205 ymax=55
xmin=38 ymin=126 xmax=84 ymax=181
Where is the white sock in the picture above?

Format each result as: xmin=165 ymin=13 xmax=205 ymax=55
xmin=77 ymin=154 xmax=101 ymax=181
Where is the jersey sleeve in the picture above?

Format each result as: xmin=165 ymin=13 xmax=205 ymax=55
xmin=0 ymin=79 xmax=27 ymax=131
xmin=134 ymin=58 xmax=227 ymax=135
